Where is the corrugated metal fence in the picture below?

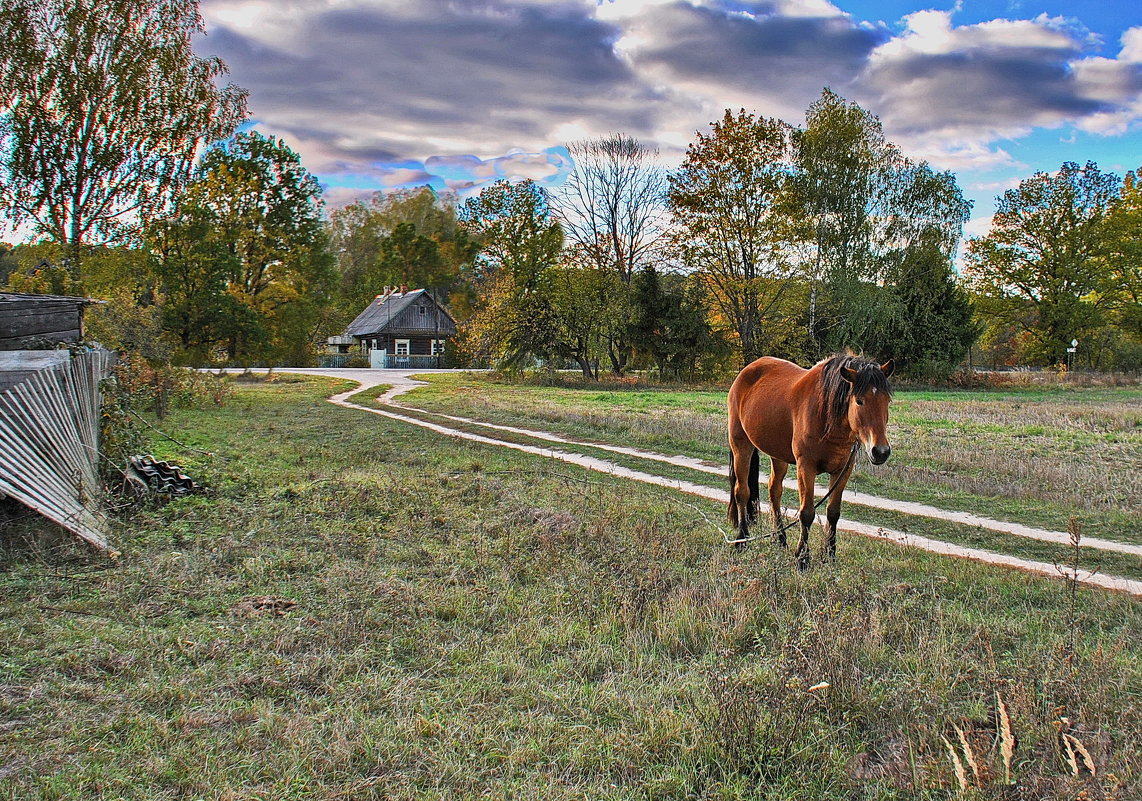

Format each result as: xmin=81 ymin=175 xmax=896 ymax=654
xmin=0 ymin=349 xmax=116 ymax=553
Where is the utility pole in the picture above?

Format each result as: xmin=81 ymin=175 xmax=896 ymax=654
xmin=433 ymin=287 xmax=441 ymax=368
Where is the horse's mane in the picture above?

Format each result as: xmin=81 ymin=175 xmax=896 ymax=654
xmin=817 ymin=353 xmax=892 ymax=433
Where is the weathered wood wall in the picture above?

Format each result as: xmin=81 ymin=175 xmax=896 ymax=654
xmin=0 ymin=295 xmax=85 ymax=350
xmin=0 ymin=349 xmax=116 ymax=552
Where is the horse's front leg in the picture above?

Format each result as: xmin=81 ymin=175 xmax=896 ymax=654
xmin=823 ymin=461 xmax=855 ymax=562
xmin=794 ymin=463 xmax=817 ymax=571
xmin=768 ymin=458 xmax=789 ymax=547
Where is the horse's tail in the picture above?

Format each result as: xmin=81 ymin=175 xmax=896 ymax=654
xmin=748 ymin=449 xmax=759 ymax=523
xmin=728 ymin=448 xmax=761 ymax=526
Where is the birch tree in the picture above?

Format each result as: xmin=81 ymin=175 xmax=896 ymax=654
xmin=794 ymin=89 xmax=891 ymax=352
xmin=0 ymin=0 xmax=247 ymax=270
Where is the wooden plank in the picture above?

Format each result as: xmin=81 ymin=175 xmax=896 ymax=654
xmin=0 ymin=301 xmax=75 ymax=314
xmin=0 ymin=310 xmax=79 ymax=337
xmin=0 ymin=330 xmax=83 ymax=349
xmin=0 ymin=351 xmax=72 ymax=372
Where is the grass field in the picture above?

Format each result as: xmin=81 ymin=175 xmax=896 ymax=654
xmin=2 ymin=375 xmax=1141 ymax=800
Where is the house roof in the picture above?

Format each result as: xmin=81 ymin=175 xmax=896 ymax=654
xmin=0 ymin=292 xmax=102 ymax=305
xmin=345 ymin=289 xmax=457 ymax=337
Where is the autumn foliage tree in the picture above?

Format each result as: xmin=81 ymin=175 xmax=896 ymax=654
xmin=1101 ymin=168 xmax=1142 ymax=355
xmin=966 ymin=161 xmax=1121 ymax=365
xmin=328 ymin=187 xmax=475 ymax=322
xmin=668 ymin=110 xmax=799 ymax=366
xmin=459 ymin=180 xmax=569 ymax=370
xmin=162 ymin=132 xmax=334 ymax=365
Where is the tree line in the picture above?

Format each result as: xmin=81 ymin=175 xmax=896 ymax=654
xmin=2 ymin=0 xmax=1139 ymax=377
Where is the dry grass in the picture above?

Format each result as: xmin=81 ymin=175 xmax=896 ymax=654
xmin=884 ymin=395 xmax=1142 ymax=517
xmin=2 ymin=376 xmax=1140 ymax=800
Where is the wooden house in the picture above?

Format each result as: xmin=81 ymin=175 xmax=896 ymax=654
xmin=332 ymin=286 xmax=457 ymax=368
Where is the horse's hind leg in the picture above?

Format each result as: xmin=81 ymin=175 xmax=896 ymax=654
xmin=728 ymin=431 xmax=756 ymax=546
xmin=794 ymin=464 xmax=817 ymax=571
xmin=768 ymin=458 xmax=789 ymax=547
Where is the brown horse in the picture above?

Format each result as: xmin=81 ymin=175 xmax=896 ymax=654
xmin=727 ymin=353 xmax=894 ymax=569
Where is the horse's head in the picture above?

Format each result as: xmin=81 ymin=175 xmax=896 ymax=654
xmin=841 ymin=359 xmax=894 ymax=464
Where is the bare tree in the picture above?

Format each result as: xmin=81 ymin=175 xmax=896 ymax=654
xmin=554 ymin=134 xmax=668 ymax=372
xmin=556 ymin=134 xmax=668 ymax=282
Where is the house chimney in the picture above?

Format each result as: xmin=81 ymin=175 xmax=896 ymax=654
xmin=400 ymin=284 xmax=408 ymax=295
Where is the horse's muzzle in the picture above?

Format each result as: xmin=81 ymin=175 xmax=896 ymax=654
xmin=870 ymin=445 xmax=891 ymax=464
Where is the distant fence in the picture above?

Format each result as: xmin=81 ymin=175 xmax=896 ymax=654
xmin=0 ymin=349 xmax=116 ymax=552
xmin=318 ymin=354 xmax=358 ymax=368
xmin=319 ymin=352 xmax=444 ymax=369
xmin=370 ymin=352 xmax=443 ymax=369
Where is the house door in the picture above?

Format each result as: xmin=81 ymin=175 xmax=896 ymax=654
xmin=395 ymin=339 xmax=410 ymax=366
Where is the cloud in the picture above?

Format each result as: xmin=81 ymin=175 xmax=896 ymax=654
xmin=963 ymin=214 xmax=995 ymax=240
xmin=968 ymin=178 xmax=1023 ymax=194
xmin=1068 ymin=27 xmax=1142 ymax=135
xmin=195 ymin=0 xmax=1142 ymax=196
xmin=314 ymin=147 xmax=573 ymax=207
xmin=424 ymin=147 xmax=574 ymax=193
xmin=201 ymin=0 xmax=656 ymax=163
xmin=618 ymin=1 xmax=888 ymax=123
xmin=855 ymin=12 xmax=1142 ymax=166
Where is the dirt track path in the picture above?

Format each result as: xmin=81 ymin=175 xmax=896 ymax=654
xmin=311 ymin=372 xmax=1142 ymax=597
xmin=383 ymin=396 xmax=1142 ymax=559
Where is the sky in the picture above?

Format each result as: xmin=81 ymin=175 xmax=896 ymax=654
xmin=195 ymin=0 xmax=1142 ymax=235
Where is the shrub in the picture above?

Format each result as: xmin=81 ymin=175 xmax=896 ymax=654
xmin=99 ymin=354 xmax=233 ymax=489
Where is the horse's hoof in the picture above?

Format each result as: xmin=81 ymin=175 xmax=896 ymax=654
xmin=796 ymin=554 xmax=810 ymax=572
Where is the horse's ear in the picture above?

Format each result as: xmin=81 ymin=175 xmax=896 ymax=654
xmin=840 ymin=365 xmax=859 ymax=384
xmin=880 ymin=359 xmax=895 ymax=378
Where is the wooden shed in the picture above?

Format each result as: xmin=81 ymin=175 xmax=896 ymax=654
xmin=0 ymin=293 xmax=116 ymax=553
xmin=0 ymin=291 xmax=97 ymax=351
xmin=335 ymin=287 xmax=456 ymax=368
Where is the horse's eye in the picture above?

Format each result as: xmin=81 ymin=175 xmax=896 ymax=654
xmin=856 ymin=398 xmax=864 ymax=406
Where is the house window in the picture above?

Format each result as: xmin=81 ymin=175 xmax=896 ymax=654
xmin=395 ymin=339 xmax=410 ymax=356
xmin=418 ymin=305 xmax=427 ymax=316
xmin=432 ymin=339 xmax=445 ymax=356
